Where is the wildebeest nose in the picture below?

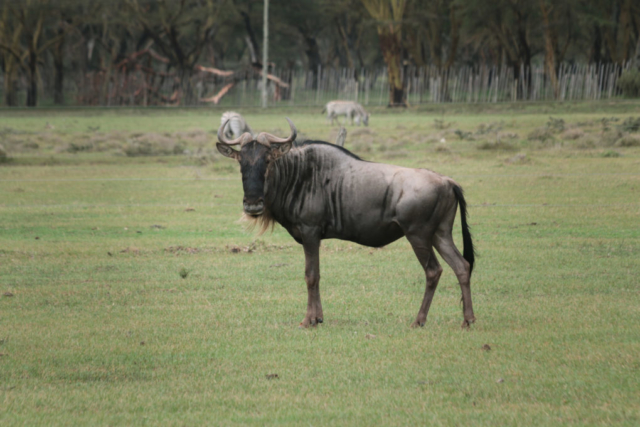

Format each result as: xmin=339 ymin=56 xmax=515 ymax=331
xmin=243 ymin=197 xmax=265 ymax=216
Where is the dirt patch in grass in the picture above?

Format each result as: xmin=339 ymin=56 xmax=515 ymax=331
xmin=165 ymin=246 xmax=200 ymax=255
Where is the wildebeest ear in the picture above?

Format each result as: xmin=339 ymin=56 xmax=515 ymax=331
xmin=216 ymin=143 xmax=241 ymax=160
xmin=270 ymin=142 xmax=292 ymax=160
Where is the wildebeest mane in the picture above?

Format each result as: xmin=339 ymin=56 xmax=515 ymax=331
xmin=294 ymin=140 xmax=362 ymax=161
xmin=243 ymin=141 xmax=362 ymax=236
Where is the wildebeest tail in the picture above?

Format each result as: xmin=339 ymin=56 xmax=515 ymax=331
xmin=321 ymin=106 xmax=326 ymax=114
xmin=452 ymin=184 xmax=475 ymax=275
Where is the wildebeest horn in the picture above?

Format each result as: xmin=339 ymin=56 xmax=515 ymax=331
xmin=217 ymin=118 xmax=253 ymax=146
xmin=255 ymin=117 xmax=297 ymax=147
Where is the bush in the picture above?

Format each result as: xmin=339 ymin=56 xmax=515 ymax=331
xmin=601 ymin=150 xmax=622 ymax=158
xmin=123 ymin=134 xmax=185 ymax=157
xmin=454 ymin=129 xmax=473 ymax=140
xmin=546 ymin=117 xmax=565 ymax=132
xmin=477 ymin=140 xmax=517 ymax=150
xmin=527 ymin=127 xmax=555 ymax=142
xmin=615 ymin=134 xmax=640 ymax=147
xmin=617 ymin=68 xmax=640 ymax=98
xmin=618 ymin=117 xmax=640 ymax=133
xmin=561 ymin=128 xmax=585 ymax=140
xmin=0 ymin=143 xmax=8 ymax=162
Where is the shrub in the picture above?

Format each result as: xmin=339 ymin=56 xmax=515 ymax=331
xmin=561 ymin=128 xmax=584 ymax=140
xmin=477 ymin=140 xmax=517 ymax=150
xmin=615 ymin=134 xmax=640 ymax=147
xmin=0 ymin=143 xmax=8 ymax=162
xmin=617 ymin=68 xmax=640 ymax=98
xmin=123 ymin=134 xmax=185 ymax=156
xmin=476 ymin=121 xmax=504 ymax=135
xmin=546 ymin=117 xmax=565 ymax=132
xmin=433 ymin=119 xmax=454 ymax=129
xmin=576 ymin=135 xmax=597 ymax=149
xmin=527 ymin=127 xmax=555 ymax=142
xmin=618 ymin=117 xmax=640 ymax=133
xmin=601 ymin=150 xmax=622 ymax=158
xmin=454 ymin=129 xmax=473 ymax=140
xmin=67 ymin=142 xmax=93 ymax=153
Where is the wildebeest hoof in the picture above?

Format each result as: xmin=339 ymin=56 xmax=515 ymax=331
xmin=461 ymin=317 xmax=476 ymax=329
xmin=410 ymin=321 xmax=425 ymax=328
xmin=299 ymin=317 xmax=322 ymax=328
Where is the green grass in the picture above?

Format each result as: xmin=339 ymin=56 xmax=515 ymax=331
xmin=1 ymin=102 xmax=639 ymax=425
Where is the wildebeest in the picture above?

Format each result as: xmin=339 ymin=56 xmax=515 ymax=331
xmin=216 ymin=118 xmax=475 ymax=328
xmin=220 ymin=111 xmax=255 ymax=140
xmin=323 ymin=101 xmax=370 ymax=126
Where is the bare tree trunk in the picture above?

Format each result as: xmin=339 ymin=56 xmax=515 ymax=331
xmin=241 ymin=10 xmax=261 ymax=65
xmin=540 ymin=0 xmax=559 ymax=98
xmin=443 ymin=5 xmax=461 ymax=69
xmin=303 ymin=35 xmax=322 ymax=89
xmin=379 ymin=31 xmax=405 ymax=106
xmin=26 ymin=51 xmax=38 ymax=107
xmin=3 ymin=58 xmax=18 ymax=106
xmin=361 ymin=0 xmax=407 ymax=107
xmin=53 ymin=28 xmax=65 ymax=105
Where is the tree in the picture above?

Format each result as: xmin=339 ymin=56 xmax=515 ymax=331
xmin=584 ymin=0 xmax=640 ymax=64
xmin=460 ymin=0 xmax=539 ymax=98
xmin=124 ymin=0 xmax=221 ymax=104
xmin=360 ymin=0 xmax=407 ymax=106
xmin=0 ymin=0 xmax=70 ymax=106
xmin=538 ymin=0 xmax=579 ymax=97
xmin=404 ymin=0 xmax=461 ymax=69
xmin=0 ymin=4 xmax=22 ymax=106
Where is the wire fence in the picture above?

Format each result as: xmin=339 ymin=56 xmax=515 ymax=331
xmin=0 ymin=62 xmax=634 ymax=108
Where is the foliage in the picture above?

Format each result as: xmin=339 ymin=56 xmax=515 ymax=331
xmin=0 ymin=143 xmax=8 ymax=162
xmin=546 ymin=117 xmax=566 ymax=132
xmin=617 ymin=116 xmax=640 ymax=133
xmin=617 ymin=68 xmax=640 ymax=98
xmin=1 ymin=0 xmax=640 ymax=107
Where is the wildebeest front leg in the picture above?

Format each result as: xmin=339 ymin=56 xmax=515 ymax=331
xmin=408 ymin=236 xmax=442 ymax=327
xmin=300 ymin=237 xmax=323 ymax=328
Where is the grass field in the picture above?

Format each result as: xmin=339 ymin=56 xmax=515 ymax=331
xmin=1 ymin=102 xmax=639 ymax=425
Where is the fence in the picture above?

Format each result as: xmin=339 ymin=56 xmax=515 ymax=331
xmin=0 ymin=62 xmax=633 ymax=108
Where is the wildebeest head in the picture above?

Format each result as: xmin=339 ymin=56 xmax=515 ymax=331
xmin=216 ymin=118 xmax=297 ymax=216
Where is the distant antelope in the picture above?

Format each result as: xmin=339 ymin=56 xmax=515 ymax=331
xmin=322 ymin=101 xmax=370 ymax=126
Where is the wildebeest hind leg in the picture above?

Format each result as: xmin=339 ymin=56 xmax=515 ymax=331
xmin=300 ymin=237 xmax=323 ymax=328
xmin=407 ymin=236 xmax=442 ymax=328
xmin=434 ymin=233 xmax=475 ymax=328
